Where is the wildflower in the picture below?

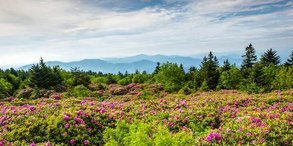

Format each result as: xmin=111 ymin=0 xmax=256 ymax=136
xmin=206 ymin=135 xmax=213 ymax=142
xmin=0 ymin=141 xmax=3 ymax=146
xmin=70 ymin=139 xmax=75 ymax=145
xmin=65 ymin=123 xmax=70 ymax=129
xmin=30 ymin=143 xmax=35 ymax=146
xmin=63 ymin=115 xmax=70 ymax=121
xmin=206 ymin=132 xmax=221 ymax=142
xmin=46 ymin=142 xmax=51 ymax=146
xmin=84 ymin=140 xmax=89 ymax=145
xmin=167 ymin=122 xmax=174 ymax=127
xmin=246 ymin=132 xmax=251 ymax=137
xmin=29 ymin=106 xmax=36 ymax=112
xmin=100 ymin=108 xmax=106 ymax=114
xmin=77 ymin=110 xmax=83 ymax=116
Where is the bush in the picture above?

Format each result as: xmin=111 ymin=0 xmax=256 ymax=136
xmin=70 ymin=85 xmax=92 ymax=97
xmin=103 ymin=121 xmax=195 ymax=146
xmin=0 ymin=78 xmax=13 ymax=98
xmin=154 ymin=62 xmax=185 ymax=92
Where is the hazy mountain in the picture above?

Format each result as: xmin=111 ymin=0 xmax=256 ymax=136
xmin=104 ymin=54 xmax=202 ymax=67
xmin=19 ymin=59 xmax=157 ymax=73
xmin=18 ymin=54 xmax=244 ymax=73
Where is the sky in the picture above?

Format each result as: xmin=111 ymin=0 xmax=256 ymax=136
xmin=0 ymin=0 xmax=292 ymax=67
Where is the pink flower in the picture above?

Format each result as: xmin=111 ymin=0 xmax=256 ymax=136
xmin=70 ymin=139 xmax=75 ymax=145
xmin=0 ymin=141 xmax=3 ymax=146
xmin=84 ymin=140 xmax=89 ymax=145
xmin=46 ymin=142 xmax=51 ymax=146
xmin=30 ymin=143 xmax=35 ymax=146
xmin=65 ymin=123 xmax=70 ymax=129
xmin=77 ymin=110 xmax=83 ymax=116
xmin=206 ymin=132 xmax=221 ymax=142
xmin=63 ymin=115 xmax=70 ymax=121
xmin=100 ymin=108 xmax=106 ymax=114
xmin=246 ymin=132 xmax=251 ymax=137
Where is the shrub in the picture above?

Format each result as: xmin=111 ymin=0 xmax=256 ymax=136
xmin=70 ymin=85 xmax=92 ymax=97
xmin=0 ymin=78 xmax=13 ymax=98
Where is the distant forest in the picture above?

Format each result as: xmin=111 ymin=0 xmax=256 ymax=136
xmin=0 ymin=44 xmax=293 ymax=99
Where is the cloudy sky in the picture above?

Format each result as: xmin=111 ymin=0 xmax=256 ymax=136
xmin=0 ymin=0 xmax=292 ymax=67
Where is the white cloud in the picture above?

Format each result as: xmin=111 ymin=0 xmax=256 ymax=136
xmin=0 ymin=0 xmax=292 ymax=67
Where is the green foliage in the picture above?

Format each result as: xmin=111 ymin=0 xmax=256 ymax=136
xmin=118 ymin=76 xmax=133 ymax=85
xmin=273 ymin=66 xmax=293 ymax=90
xmin=154 ymin=62 xmax=185 ymax=92
xmin=70 ymin=85 xmax=92 ymax=97
xmin=284 ymin=49 xmax=293 ymax=66
xmin=199 ymin=52 xmax=220 ymax=90
xmin=132 ymin=74 xmax=151 ymax=83
xmin=241 ymin=43 xmax=257 ymax=70
xmin=103 ymin=121 xmax=195 ymax=146
xmin=260 ymin=48 xmax=280 ymax=66
xmin=71 ymin=67 xmax=91 ymax=87
xmin=29 ymin=58 xmax=63 ymax=89
xmin=218 ymin=66 xmax=242 ymax=90
xmin=0 ymin=78 xmax=13 ymax=98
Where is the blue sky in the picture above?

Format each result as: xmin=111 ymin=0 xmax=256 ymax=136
xmin=0 ymin=0 xmax=292 ymax=67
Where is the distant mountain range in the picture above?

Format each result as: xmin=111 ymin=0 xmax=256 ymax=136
xmin=18 ymin=54 xmax=244 ymax=73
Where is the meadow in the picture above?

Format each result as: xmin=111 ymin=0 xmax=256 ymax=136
xmin=0 ymin=84 xmax=292 ymax=145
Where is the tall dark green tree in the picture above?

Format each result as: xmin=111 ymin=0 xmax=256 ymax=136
xmin=285 ymin=50 xmax=293 ymax=66
xmin=260 ymin=48 xmax=280 ymax=66
xmin=222 ymin=59 xmax=231 ymax=72
xmin=199 ymin=51 xmax=220 ymax=90
xmin=29 ymin=58 xmax=63 ymax=89
xmin=241 ymin=44 xmax=257 ymax=69
xmin=71 ymin=67 xmax=91 ymax=87
xmin=153 ymin=62 xmax=161 ymax=74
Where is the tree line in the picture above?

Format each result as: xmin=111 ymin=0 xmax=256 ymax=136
xmin=0 ymin=44 xmax=292 ymax=98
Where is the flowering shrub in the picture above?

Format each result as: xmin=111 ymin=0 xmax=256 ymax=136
xmin=0 ymin=90 xmax=292 ymax=145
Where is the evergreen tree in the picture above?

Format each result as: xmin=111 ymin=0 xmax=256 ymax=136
xmin=199 ymin=52 xmax=220 ymax=90
xmin=285 ymin=50 xmax=293 ymax=66
xmin=241 ymin=44 xmax=257 ymax=69
xmin=260 ymin=48 xmax=280 ymax=66
xmin=153 ymin=62 xmax=161 ymax=74
xmin=29 ymin=58 xmax=63 ymax=89
xmin=71 ymin=67 xmax=91 ymax=87
xmin=222 ymin=59 xmax=231 ymax=72
xmin=186 ymin=67 xmax=201 ymax=91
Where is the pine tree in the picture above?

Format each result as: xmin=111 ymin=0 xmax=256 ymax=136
xmin=285 ymin=50 xmax=293 ymax=66
xmin=199 ymin=51 xmax=220 ymax=90
xmin=222 ymin=59 xmax=231 ymax=72
xmin=241 ymin=44 xmax=257 ymax=69
xmin=153 ymin=62 xmax=160 ymax=74
xmin=260 ymin=48 xmax=280 ymax=66
xmin=29 ymin=58 xmax=63 ymax=89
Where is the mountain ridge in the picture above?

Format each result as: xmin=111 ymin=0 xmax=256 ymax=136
xmin=18 ymin=54 xmax=243 ymax=73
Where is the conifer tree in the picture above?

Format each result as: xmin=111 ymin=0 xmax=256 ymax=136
xmin=199 ymin=51 xmax=220 ymax=90
xmin=222 ymin=59 xmax=231 ymax=72
xmin=241 ymin=44 xmax=257 ymax=69
xmin=260 ymin=48 xmax=280 ymax=66
xmin=153 ymin=62 xmax=161 ymax=74
xmin=29 ymin=58 xmax=62 ymax=89
xmin=285 ymin=50 xmax=293 ymax=66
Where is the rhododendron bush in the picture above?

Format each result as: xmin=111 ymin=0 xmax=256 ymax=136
xmin=0 ymin=90 xmax=292 ymax=145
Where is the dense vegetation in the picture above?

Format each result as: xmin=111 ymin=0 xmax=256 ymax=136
xmin=0 ymin=88 xmax=292 ymax=145
xmin=0 ymin=44 xmax=292 ymax=145
xmin=0 ymin=44 xmax=292 ymax=99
